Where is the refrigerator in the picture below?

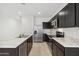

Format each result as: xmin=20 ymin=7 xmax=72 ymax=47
xmin=33 ymin=25 xmax=43 ymax=43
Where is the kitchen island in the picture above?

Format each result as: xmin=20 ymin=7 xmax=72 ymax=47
xmin=0 ymin=34 xmax=33 ymax=56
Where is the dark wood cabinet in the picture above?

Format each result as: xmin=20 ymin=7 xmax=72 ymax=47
xmin=43 ymin=34 xmax=53 ymax=54
xmin=52 ymin=43 xmax=57 ymax=56
xmin=27 ymin=36 xmax=33 ymax=55
xmin=0 ymin=48 xmax=19 ymax=56
xmin=49 ymin=3 xmax=79 ymax=28
xmin=19 ymin=35 xmax=33 ymax=56
xmin=0 ymin=35 xmax=33 ymax=56
xmin=53 ymin=44 xmax=64 ymax=56
xmin=76 ymin=3 xmax=79 ymax=26
xmin=58 ymin=3 xmax=75 ymax=28
xmin=43 ymin=34 xmax=49 ymax=42
xmin=47 ymin=39 xmax=53 ymax=54
xmin=58 ymin=7 xmax=66 ymax=27
xmin=52 ymin=38 xmax=79 ymax=56
xmin=57 ymin=47 xmax=64 ymax=56
xmin=19 ymin=36 xmax=33 ymax=56
xmin=43 ymin=22 xmax=52 ymax=29
xmin=19 ymin=40 xmax=28 ymax=56
xmin=52 ymin=39 xmax=64 ymax=56
xmin=65 ymin=3 xmax=75 ymax=27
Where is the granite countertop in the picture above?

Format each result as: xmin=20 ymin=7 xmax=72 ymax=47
xmin=50 ymin=37 xmax=79 ymax=47
xmin=0 ymin=34 xmax=32 ymax=48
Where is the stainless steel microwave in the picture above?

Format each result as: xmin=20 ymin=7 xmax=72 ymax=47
xmin=51 ymin=18 xmax=57 ymax=28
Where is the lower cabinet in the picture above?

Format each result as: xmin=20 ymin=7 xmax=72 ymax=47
xmin=43 ymin=34 xmax=50 ymax=42
xmin=27 ymin=36 xmax=33 ymax=55
xmin=52 ymin=39 xmax=79 ymax=56
xmin=0 ymin=48 xmax=19 ymax=56
xmin=53 ymin=44 xmax=64 ymax=56
xmin=0 ymin=35 xmax=33 ymax=56
xmin=19 ymin=40 xmax=28 ymax=56
xmin=52 ymin=44 xmax=57 ymax=56
xmin=52 ymin=39 xmax=64 ymax=56
xmin=57 ymin=47 xmax=64 ymax=56
xmin=47 ymin=39 xmax=53 ymax=54
xmin=19 ymin=35 xmax=33 ymax=56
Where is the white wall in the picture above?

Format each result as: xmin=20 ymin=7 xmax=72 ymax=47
xmin=0 ymin=17 xmax=21 ymax=40
xmin=21 ymin=16 xmax=33 ymax=35
xmin=0 ymin=10 xmax=34 ymax=40
xmin=0 ymin=16 xmax=34 ymax=40
xmin=0 ymin=3 xmax=35 ymax=40
xmin=34 ymin=17 xmax=50 ymax=26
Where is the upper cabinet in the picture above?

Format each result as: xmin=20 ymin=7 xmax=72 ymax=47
xmin=76 ymin=3 xmax=79 ymax=27
xmin=50 ymin=3 xmax=79 ymax=28
xmin=43 ymin=22 xmax=52 ymax=29
xmin=58 ymin=3 xmax=75 ymax=28
xmin=46 ymin=3 xmax=79 ymax=28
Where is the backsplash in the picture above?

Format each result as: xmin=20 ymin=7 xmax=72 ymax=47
xmin=51 ymin=27 xmax=79 ymax=39
xmin=63 ymin=27 xmax=79 ymax=39
xmin=43 ymin=29 xmax=51 ymax=35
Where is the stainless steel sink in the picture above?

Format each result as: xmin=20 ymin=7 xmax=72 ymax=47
xmin=17 ymin=34 xmax=29 ymax=38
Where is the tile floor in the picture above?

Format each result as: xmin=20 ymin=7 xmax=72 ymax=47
xmin=29 ymin=42 xmax=52 ymax=56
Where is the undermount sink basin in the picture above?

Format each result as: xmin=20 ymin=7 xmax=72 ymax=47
xmin=17 ymin=35 xmax=29 ymax=38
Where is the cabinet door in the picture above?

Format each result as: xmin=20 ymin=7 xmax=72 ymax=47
xmin=27 ymin=38 xmax=30 ymax=55
xmin=19 ymin=43 xmax=25 ymax=56
xmin=0 ymin=48 xmax=19 ymax=56
xmin=53 ymin=44 xmax=64 ymax=56
xmin=58 ymin=7 xmax=67 ymax=27
xmin=65 ymin=3 xmax=75 ymax=27
xmin=43 ymin=22 xmax=51 ymax=29
xmin=76 ymin=3 xmax=79 ymax=26
xmin=19 ymin=41 xmax=27 ymax=56
xmin=52 ymin=40 xmax=64 ymax=56
xmin=56 ymin=47 xmax=64 ymax=56
xmin=52 ymin=44 xmax=57 ymax=56
xmin=58 ymin=3 xmax=75 ymax=28
xmin=24 ymin=42 xmax=28 ymax=55
xmin=43 ymin=34 xmax=49 ymax=42
xmin=27 ymin=36 xmax=33 ymax=55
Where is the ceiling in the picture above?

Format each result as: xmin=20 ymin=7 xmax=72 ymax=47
xmin=0 ymin=3 xmax=67 ymax=18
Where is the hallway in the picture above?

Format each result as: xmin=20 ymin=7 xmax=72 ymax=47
xmin=29 ymin=42 xmax=52 ymax=56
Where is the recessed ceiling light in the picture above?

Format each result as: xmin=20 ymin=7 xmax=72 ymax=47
xmin=20 ymin=3 xmax=26 ymax=6
xmin=58 ymin=28 xmax=63 ymax=32
xmin=38 ymin=12 xmax=41 ymax=15
xmin=59 ymin=12 xmax=65 ymax=16
xmin=18 ymin=11 xmax=22 ymax=16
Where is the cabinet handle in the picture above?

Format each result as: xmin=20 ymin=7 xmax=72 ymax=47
xmin=0 ymin=53 xmax=10 ymax=56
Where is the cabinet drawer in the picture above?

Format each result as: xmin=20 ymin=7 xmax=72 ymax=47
xmin=52 ymin=39 xmax=65 ymax=56
xmin=0 ymin=48 xmax=19 ymax=56
xmin=0 ymin=53 xmax=10 ymax=56
xmin=53 ymin=40 xmax=65 ymax=52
